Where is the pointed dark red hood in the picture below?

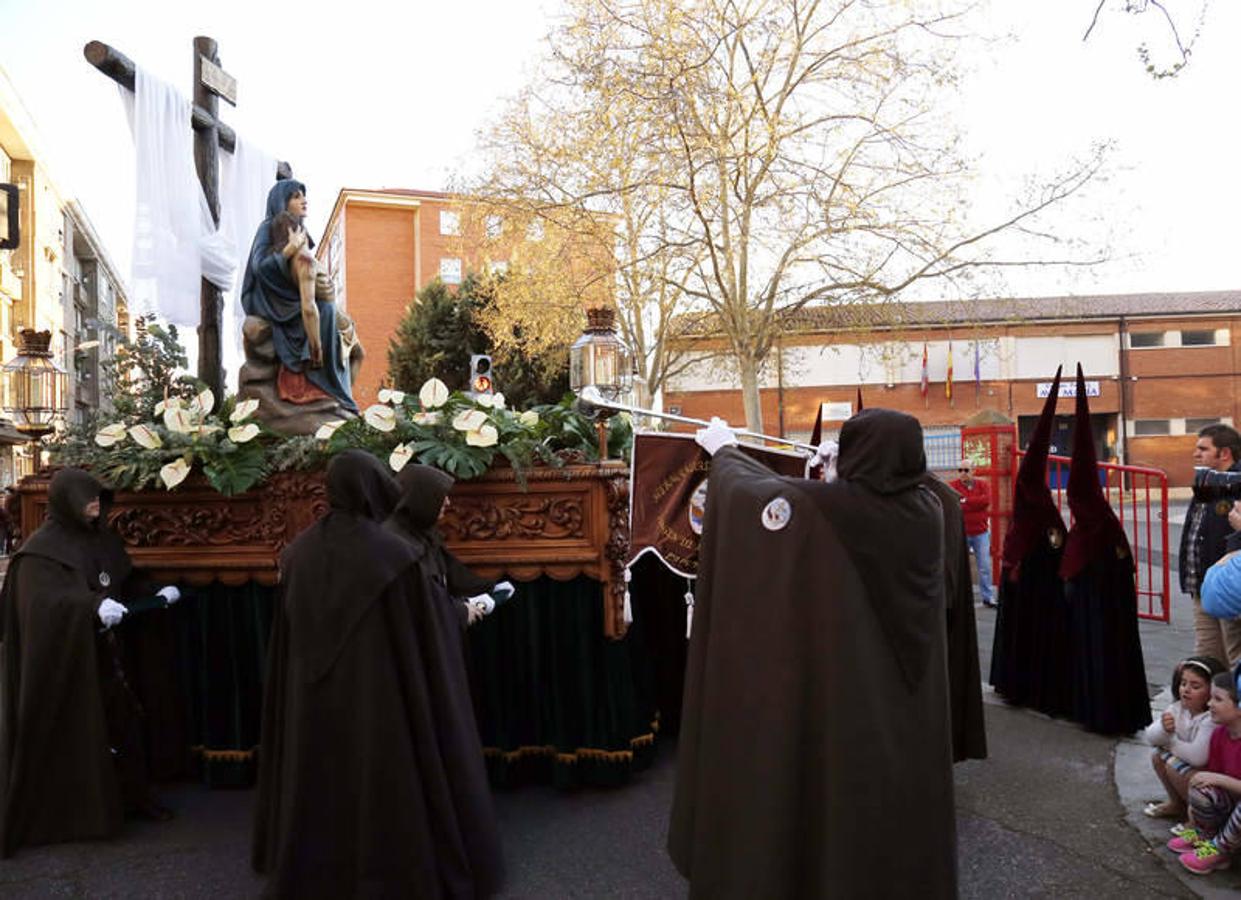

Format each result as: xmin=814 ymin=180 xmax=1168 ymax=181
xmin=811 ymin=402 xmax=825 ymax=446
xmin=1060 ymin=365 xmax=1130 ymax=579
xmin=856 ymin=387 xmax=864 ymax=412
xmin=1002 ymin=366 xmax=1067 ymax=569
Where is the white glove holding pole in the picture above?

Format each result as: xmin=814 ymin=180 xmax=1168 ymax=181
xmin=467 ymin=581 xmax=517 ymax=619
xmin=695 ymin=417 xmax=738 ymax=456
xmin=814 ymin=439 xmax=840 ymax=483
xmin=157 ymin=585 xmax=182 ymax=605
xmin=97 ymin=598 xmax=127 ymax=629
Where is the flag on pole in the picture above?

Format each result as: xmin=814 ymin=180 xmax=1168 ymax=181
xmin=945 ymin=340 xmax=954 ymax=401
xmin=920 ymin=342 xmax=929 ymax=400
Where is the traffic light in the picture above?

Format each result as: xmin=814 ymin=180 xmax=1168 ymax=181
xmin=1 ymin=184 xmax=19 ymax=251
xmin=469 ymin=354 xmax=494 ymax=396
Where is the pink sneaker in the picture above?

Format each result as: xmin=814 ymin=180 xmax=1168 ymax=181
xmin=1180 ymin=841 xmax=1231 ymax=876
xmin=1167 ymin=830 xmax=1202 ymax=854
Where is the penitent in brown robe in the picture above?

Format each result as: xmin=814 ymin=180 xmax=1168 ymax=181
xmin=668 ymin=409 xmax=957 ymax=899
xmin=252 ymin=451 xmax=503 ymax=899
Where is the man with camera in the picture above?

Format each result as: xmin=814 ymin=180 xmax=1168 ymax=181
xmin=1181 ymin=424 xmax=1241 ymax=664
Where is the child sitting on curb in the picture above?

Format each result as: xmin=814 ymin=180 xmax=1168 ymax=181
xmin=1144 ymin=656 xmax=1226 ymax=821
xmin=1167 ymin=670 xmax=1241 ymax=875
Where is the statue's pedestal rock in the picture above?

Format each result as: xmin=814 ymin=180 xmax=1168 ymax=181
xmin=238 ymin=315 xmax=349 ymax=436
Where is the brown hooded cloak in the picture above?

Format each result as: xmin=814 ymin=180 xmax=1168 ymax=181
xmin=0 ymin=468 xmax=158 ymax=857
xmin=1061 ymin=365 xmax=1151 ymax=735
xmin=668 ymin=409 xmax=956 ymax=899
xmin=253 ymin=451 xmax=503 ymax=898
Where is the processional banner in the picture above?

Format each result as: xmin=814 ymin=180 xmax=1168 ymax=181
xmin=626 ymin=431 xmax=810 ymax=579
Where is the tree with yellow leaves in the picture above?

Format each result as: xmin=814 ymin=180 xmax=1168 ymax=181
xmin=469 ymin=0 xmax=1107 ymax=430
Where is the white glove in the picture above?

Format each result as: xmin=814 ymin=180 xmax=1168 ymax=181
xmin=157 ymin=585 xmax=182 ymax=605
xmin=465 ymin=602 xmax=484 ymax=626
xmin=695 ymin=417 xmax=738 ymax=456
xmin=493 ymin=580 xmax=515 ymax=599
xmin=468 ymin=593 xmax=496 ymax=616
xmin=813 ymin=440 xmax=840 ymax=482
xmin=98 ymin=598 xmax=127 ymax=629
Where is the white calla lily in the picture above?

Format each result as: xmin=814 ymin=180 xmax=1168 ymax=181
xmin=418 ymin=378 xmax=449 ymax=409
xmin=190 ymin=388 xmax=215 ymax=415
xmin=452 ymin=409 xmax=488 ymax=433
xmin=230 ymin=399 xmax=260 ymax=423
xmin=94 ymin=423 xmax=128 ymax=447
xmin=413 ymin=411 xmax=442 ymax=426
xmin=159 ymin=458 xmax=191 ymax=489
xmin=163 ymin=406 xmax=196 ymax=434
xmin=363 ymin=404 xmax=397 ymax=432
xmin=389 ymin=443 xmax=414 ymax=472
xmin=228 ymin=423 xmax=260 ymax=444
xmin=518 ymin=410 xmax=539 ymax=428
xmin=466 ymin=424 xmax=499 ymax=448
xmin=128 ymin=424 xmax=163 ymax=449
xmin=314 ymin=419 xmax=346 ymax=441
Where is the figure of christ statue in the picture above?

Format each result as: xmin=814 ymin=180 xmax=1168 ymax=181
xmin=239 ymin=180 xmax=364 ymax=434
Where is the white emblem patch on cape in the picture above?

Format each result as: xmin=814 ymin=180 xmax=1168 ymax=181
xmin=761 ymin=497 xmax=792 ymax=531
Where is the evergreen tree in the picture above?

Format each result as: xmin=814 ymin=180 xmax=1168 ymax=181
xmin=386 ymin=275 xmax=569 ymax=409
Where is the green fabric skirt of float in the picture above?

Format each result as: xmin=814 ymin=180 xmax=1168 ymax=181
xmin=468 ymin=575 xmax=657 ymax=788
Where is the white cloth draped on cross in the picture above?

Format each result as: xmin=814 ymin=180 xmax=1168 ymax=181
xmin=121 ymin=66 xmax=276 ymax=329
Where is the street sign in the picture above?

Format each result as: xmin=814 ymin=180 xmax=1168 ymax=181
xmin=199 ymin=56 xmax=237 ymax=106
xmin=1037 ymin=380 xmax=1099 ymax=398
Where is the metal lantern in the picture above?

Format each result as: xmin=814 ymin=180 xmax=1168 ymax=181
xmin=2 ymin=329 xmax=70 ymax=441
xmin=569 ymin=307 xmax=633 ymax=404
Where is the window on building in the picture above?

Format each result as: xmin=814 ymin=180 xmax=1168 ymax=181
xmin=485 ymin=215 xmax=503 ymax=239
xmin=439 ymin=258 xmax=462 ymax=285
xmin=1181 ymin=329 xmax=1218 ymax=347
xmin=1186 ymin=417 xmax=1224 ymax=433
xmin=1129 ymin=332 xmax=1165 ymax=348
xmin=1133 ymin=419 xmax=1171 ymax=436
xmin=439 ymin=211 xmax=460 ymax=236
xmin=489 ymin=260 xmax=509 ymax=276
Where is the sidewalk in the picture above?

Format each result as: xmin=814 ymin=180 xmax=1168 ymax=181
xmin=974 ymin=558 xmax=1241 ymax=897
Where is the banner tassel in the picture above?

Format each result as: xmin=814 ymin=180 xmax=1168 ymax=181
xmin=685 ymin=580 xmax=695 ymax=639
xmin=623 ymin=566 xmax=633 ymax=624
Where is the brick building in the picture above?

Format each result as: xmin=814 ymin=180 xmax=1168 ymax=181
xmin=662 ymin=291 xmax=1241 ymax=486
xmin=317 ymin=187 xmax=569 ymax=407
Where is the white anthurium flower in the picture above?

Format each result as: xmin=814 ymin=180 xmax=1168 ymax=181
xmin=474 ymin=393 xmax=495 ymax=409
xmin=230 ymin=399 xmax=260 ymax=423
xmin=518 ymin=410 xmax=539 ymax=428
xmin=128 ymin=424 xmax=163 ymax=449
xmin=413 ymin=411 xmax=442 ymax=427
xmin=452 ymin=409 xmax=488 ymax=433
xmin=466 ymin=424 xmax=499 ymax=448
xmin=363 ymin=404 xmax=397 ymax=432
xmin=159 ymin=457 xmax=191 ymax=490
xmin=154 ymin=400 xmax=165 ymax=416
xmin=190 ymin=388 xmax=215 ymax=415
xmin=418 ymin=377 xmax=449 ymax=409
xmin=491 ymin=392 xmax=506 ymax=410
xmin=389 ymin=443 xmax=414 ymax=472
xmin=377 ymin=388 xmax=406 ymax=405
xmin=164 ymin=406 xmax=197 ymax=434
xmin=228 ymin=423 xmax=260 ymax=444
xmin=196 ymin=424 xmax=222 ymax=436
xmin=94 ymin=423 xmax=128 ymax=447
xmin=314 ymin=419 xmax=345 ymax=441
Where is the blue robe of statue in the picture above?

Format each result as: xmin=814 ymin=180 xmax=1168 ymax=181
xmin=240 ymin=180 xmax=358 ymax=414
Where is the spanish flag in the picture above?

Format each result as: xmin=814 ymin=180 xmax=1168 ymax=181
xmin=945 ymin=340 xmax=954 ymax=401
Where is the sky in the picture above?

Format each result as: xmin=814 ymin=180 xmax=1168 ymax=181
xmin=0 ymin=0 xmax=1238 ymax=310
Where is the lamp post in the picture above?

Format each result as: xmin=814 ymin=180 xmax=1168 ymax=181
xmin=2 ymin=329 xmax=70 ymax=472
xmin=569 ymin=306 xmax=633 ymax=460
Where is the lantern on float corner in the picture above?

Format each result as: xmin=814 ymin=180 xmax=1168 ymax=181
xmin=569 ymin=307 xmax=633 ymax=460
xmin=569 ymin=306 xmax=632 ymax=403
xmin=2 ymin=328 xmax=69 ymax=444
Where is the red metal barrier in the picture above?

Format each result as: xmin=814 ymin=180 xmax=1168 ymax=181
xmin=960 ymin=424 xmax=1170 ymax=623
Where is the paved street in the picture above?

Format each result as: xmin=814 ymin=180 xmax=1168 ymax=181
xmin=0 ymin=533 xmax=1237 ymax=897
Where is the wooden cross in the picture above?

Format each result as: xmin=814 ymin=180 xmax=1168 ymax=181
xmin=84 ymin=38 xmax=292 ymax=406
